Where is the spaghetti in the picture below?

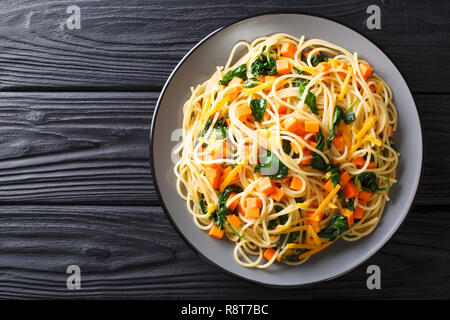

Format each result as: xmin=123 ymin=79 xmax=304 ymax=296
xmin=173 ymin=33 xmax=399 ymax=269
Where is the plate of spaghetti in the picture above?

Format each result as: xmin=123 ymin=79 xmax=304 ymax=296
xmin=151 ymin=13 xmax=422 ymax=286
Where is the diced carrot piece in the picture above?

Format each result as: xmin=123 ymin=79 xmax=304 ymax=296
xmin=264 ymin=75 xmax=279 ymax=83
xmin=323 ymin=179 xmax=333 ymax=192
xmin=273 ymin=100 xmax=287 ymax=114
xmin=237 ymin=202 xmax=246 ymax=216
xmin=229 ymin=76 xmax=243 ymax=86
xmin=389 ymin=125 xmax=394 ymax=137
xmin=316 ymin=62 xmax=331 ymax=73
xmin=339 ymin=171 xmax=351 ymax=186
xmin=204 ymin=166 xmax=222 ymax=189
xmin=276 ymin=59 xmax=291 ymax=75
xmin=304 ymin=50 xmax=320 ymax=57
xmin=227 ymin=86 xmax=242 ymax=101
xmin=351 ymin=157 xmax=367 ymax=168
xmin=263 ymin=247 xmax=277 ymax=261
xmin=301 ymin=149 xmax=312 ymax=165
xmin=282 ymin=117 xmax=306 ymax=137
xmin=226 ymin=192 xmax=240 ymax=211
xmin=208 ymin=225 xmax=224 ymax=239
xmin=236 ymin=105 xmax=253 ymax=122
xmin=226 ymin=118 xmax=231 ymax=127
xmin=258 ymin=177 xmax=275 ymax=196
xmin=244 ymin=197 xmax=263 ymax=209
xmin=343 ymin=181 xmax=359 ymax=199
xmin=227 ymin=214 xmax=241 ymax=229
xmin=245 ymin=207 xmax=260 ymax=219
xmin=269 ymin=186 xmax=285 ymax=202
xmin=342 ymin=208 xmax=354 ymax=227
xmin=368 ymin=161 xmax=376 ymax=169
xmin=369 ymin=85 xmax=376 ymax=93
xmin=304 ymin=121 xmax=320 ymax=133
xmin=359 ymin=62 xmax=373 ymax=80
xmin=354 ymin=200 xmax=366 ymax=219
xmin=333 ymin=135 xmax=345 ymax=153
xmin=280 ymin=42 xmax=297 ymax=59
xmin=290 ymin=177 xmax=303 ymax=191
xmin=359 ymin=191 xmax=372 ymax=202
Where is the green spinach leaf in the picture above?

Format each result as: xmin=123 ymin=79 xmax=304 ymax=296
xmin=219 ymin=64 xmax=247 ymax=85
xmin=317 ymin=213 xmax=349 ymax=241
xmin=249 ymin=99 xmax=267 ymax=122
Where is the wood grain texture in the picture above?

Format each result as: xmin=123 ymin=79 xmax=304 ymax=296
xmin=0 ymin=92 xmax=155 ymax=204
xmin=0 ymin=0 xmax=449 ymax=92
xmin=0 ymin=204 xmax=448 ymax=299
xmin=0 ymin=92 xmax=447 ymax=205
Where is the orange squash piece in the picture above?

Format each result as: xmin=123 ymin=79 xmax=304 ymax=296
xmin=316 ymin=62 xmax=331 ymax=73
xmin=342 ymin=208 xmax=354 ymax=227
xmin=290 ymin=177 xmax=303 ymax=191
xmin=208 ymin=225 xmax=224 ymax=239
xmin=226 ymin=192 xmax=240 ymax=211
xmin=263 ymin=247 xmax=277 ymax=261
xmin=244 ymin=197 xmax=263 ymax=209
xmin=245 ymin=207 xmax=260 ymax=219
xmin=305 ymin=121 xmax=320 ymax=133
xmin=359 ymin=62 xmax=373 ymax=80
xmin=258 ymin=177 xmax=275 ymax=196
xmin=323 ymin=179 xmax=333 ymax=192
xmin=354 ymin=200 xmax=366 ymax=219
xmin=235 ymin=104 xmax=253 ymax=122
xmin=332 ymin=135 xmax=345 ymax=153
xmin=204 ymin=166 xmax=222 ymax=190
xmin=227 ymin=214 xmax=241 ymax=229
xmin=276 ymin=59 xmax=291 ymax=75
xmin=358 ymin=191 xmax=372 ymax=202
xmin=282 ymin=117 xmax=306 ymax=137
xmin=269 ymin=186 xmax=285 ymax=202
xmin=280 ymin=42 xmax=297 ymax=59
xmin=339 ymin=171 xmax=351 ymax=186
xmin=343 ymin=181 xmax=359 ymax=199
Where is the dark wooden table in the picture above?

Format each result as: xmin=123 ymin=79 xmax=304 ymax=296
xmin=0 ymin=0 xmax=449 ymax=299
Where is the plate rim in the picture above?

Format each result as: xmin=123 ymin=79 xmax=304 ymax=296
xmin=149 ymin=12 xmax=423 ymax=288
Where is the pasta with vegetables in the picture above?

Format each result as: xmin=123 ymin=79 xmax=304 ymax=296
xmin=173 ymin=33 xmax=398 ymax=268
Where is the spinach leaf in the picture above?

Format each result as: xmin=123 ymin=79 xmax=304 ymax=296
xmin=343 ymin=112 xmax=356 ymax=124
xmin=249 ymin=99 xmax=267 ymax=122
xmin=200 ymin=118 xmax=213 ymax=137
xmin=345 ymin=199 xmax=355 ymax=211
xmin=355 ymin=172 xmax=379 ymax=193
xmin=310 ymin=53 xmax=327 ymax=67
xmin=298 ymin=83 xmax=318 ymax=115
xmin=310 ymin=130 xmax=328 ymax=171
xmin=327 ymin=164 xmax=341 ymax=188
xmin=282 ymin=139 xmax=292 ymax=154
xmin=213 ymin=118 xmax=228 ymax=140
xmin=254 ymin=150 xmax=288 ymax=179
xmin=250 ymin=46 xmax=277 ymax=76
xmin=219 ymin=64 xmax=247 ymax=85
xmin=199 ymin=199 xmax=208 ymax=215
xmin=317 ymin=213 xmax=349 ymax=241
xmin=210 ymin=186 xmax=244 ymax=237
xmin=242 ymin=77 xmax=259 ymax=88
xmin=293 ymin=67 xmax=308 ymax=87
xmin=328 ymin=106 xmax=343 ymax=147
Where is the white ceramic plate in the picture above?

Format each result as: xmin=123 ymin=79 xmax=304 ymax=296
xmin=150 ymin=13 xmax=422 ymax=287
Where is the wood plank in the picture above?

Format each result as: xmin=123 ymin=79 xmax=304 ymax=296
xmin=0 ymin=0 xmax=449 ymax=92
xmin=0 ymin=92 xmax=448 ymax=205
xmin=0 ymin=92 xmax=155 ymax=204
xmin=0 ymin=204 xmax=447 ymax=299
